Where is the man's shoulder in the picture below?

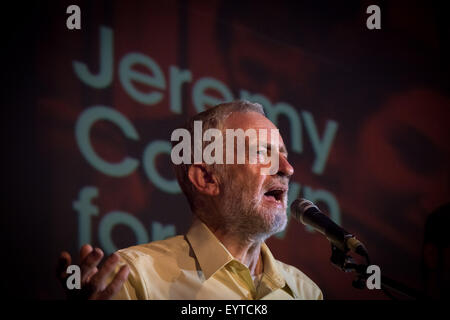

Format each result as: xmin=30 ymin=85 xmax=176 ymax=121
xmin=275 ymin=259 xmax=323 ymax=300
xmin=111 ymin=235 xmax=194 ymax=299
xmin=116 ymin=234 xmax=189 ymax=264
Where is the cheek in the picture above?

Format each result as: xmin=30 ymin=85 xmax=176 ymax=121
xmin=248 ymin=172 xmax=265 ymax=190
xmin=242 ymin=178 xmax=263 ymax=200
xmin=228 ymin=165 xmax=267 ymax=196
xmin=235 ymin=165 xmax=263 ymax=182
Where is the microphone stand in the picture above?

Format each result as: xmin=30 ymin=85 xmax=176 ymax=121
xmin=329 ymin=244 xmax=427 ymax=300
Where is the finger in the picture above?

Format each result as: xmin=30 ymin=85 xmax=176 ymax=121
xmin=84 ymin=267 xmax=98 ymax=284
xmin=56 ymin=251 xmax=72 ymax=282
xmin=89 ymin=253 xmax=120 ymax=292
xmin=80 ymin=244 xmax=93 ymax=261
xmin=97 ymin=265 xmax=130 ymax=300
xmin=80 ymin=247 xmax=104 ymax=283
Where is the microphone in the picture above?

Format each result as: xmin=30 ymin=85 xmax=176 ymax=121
xmin=290 ymin=198 xmax=369 ymax=257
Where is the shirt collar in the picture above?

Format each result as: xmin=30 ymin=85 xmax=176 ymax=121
xmin=260 ymin=242 xmax=286 ymax=289
xmin=186 ymin=218 xmax=234 ymax=280
xmin=185 ymin=218 xmax=286 ymax=290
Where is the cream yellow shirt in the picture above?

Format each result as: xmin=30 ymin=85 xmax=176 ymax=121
xmin=112 ymin=219 xmax=323 ymax=300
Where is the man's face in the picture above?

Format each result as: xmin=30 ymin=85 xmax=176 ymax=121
xmin=214 ymin=112 xmax=294 ymax=241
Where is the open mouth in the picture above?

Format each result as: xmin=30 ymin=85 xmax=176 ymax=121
xmin=263 ymin=189 xmax=285 ymax=202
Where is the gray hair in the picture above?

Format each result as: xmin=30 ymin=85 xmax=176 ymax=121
xmin=172 ymin=100 xmax=265 ymax=211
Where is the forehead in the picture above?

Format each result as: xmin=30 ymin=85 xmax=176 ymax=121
xmin=222 ymin=111 xmax=287 ymax=150
xmin=223 ymin=111 xmax=277 ymax=131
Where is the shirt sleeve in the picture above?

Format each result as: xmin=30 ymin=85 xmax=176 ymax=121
xmin=112 ymin=276 xmax=138 ymax=300
xmin=108 ymin=251 xmax=143 ymax=300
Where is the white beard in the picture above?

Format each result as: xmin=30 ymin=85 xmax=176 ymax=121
xmin=218 ymin=179 xmax=287 ymax=242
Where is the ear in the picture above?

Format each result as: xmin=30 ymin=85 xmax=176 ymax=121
xmin=188 ymin=164 xmax=220 ymax=196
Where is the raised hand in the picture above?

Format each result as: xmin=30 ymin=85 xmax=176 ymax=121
xmin=57 ymin=244 xmax=129 ymax=300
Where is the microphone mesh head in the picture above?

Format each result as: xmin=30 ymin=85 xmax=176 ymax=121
xmin=290 ymin=198 xmax=317 ymax=222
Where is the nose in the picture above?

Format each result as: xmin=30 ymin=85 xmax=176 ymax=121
xmin=278 ymin=154 xmax=294 ymax=178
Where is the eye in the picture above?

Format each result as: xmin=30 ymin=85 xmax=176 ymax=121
xmin=257 ymin=148 xmax=269 ymax=156
xmin=259 ymin=145 xmax=272 ymax=156
xmin=256 ymin=149 xmax=270 ymax=164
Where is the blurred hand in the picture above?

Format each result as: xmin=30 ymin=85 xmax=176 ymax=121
xmin=57 ymin=244 xmax=129 ymax=300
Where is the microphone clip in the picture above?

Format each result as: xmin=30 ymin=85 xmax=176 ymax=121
xmin=330 ymin=244 xmax=369 ymax=290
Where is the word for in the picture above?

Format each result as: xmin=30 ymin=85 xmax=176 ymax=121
xmin=73 ymin=186 xmax=176 ymax=255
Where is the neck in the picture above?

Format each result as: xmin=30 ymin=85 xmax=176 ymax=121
xmin=206 ymin=221 xmax=264 ymax=276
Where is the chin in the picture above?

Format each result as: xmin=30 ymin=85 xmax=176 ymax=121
xmin=259 ymin=208 xmax=288 ymax=236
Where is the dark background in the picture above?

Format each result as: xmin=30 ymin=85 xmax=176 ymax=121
xmin=1 ymin=0 xmax=449 ymax=299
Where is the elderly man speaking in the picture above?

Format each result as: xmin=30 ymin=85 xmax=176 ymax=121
xmin=58 ymin=100 xmax=323 ymax=300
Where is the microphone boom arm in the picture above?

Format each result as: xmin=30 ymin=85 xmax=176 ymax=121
xmin=329 ymin=244 xmax=427 ymax=300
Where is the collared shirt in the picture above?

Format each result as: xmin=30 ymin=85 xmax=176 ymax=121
xmin=112 ymin=219 xmax=323 ymax=300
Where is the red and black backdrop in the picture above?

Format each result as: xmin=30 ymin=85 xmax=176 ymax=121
xmin=1 ymin=0 xmax=449 ymax=299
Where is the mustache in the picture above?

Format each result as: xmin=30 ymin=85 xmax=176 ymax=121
xmin=264 ymin=176 xmax=290 ymax=192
